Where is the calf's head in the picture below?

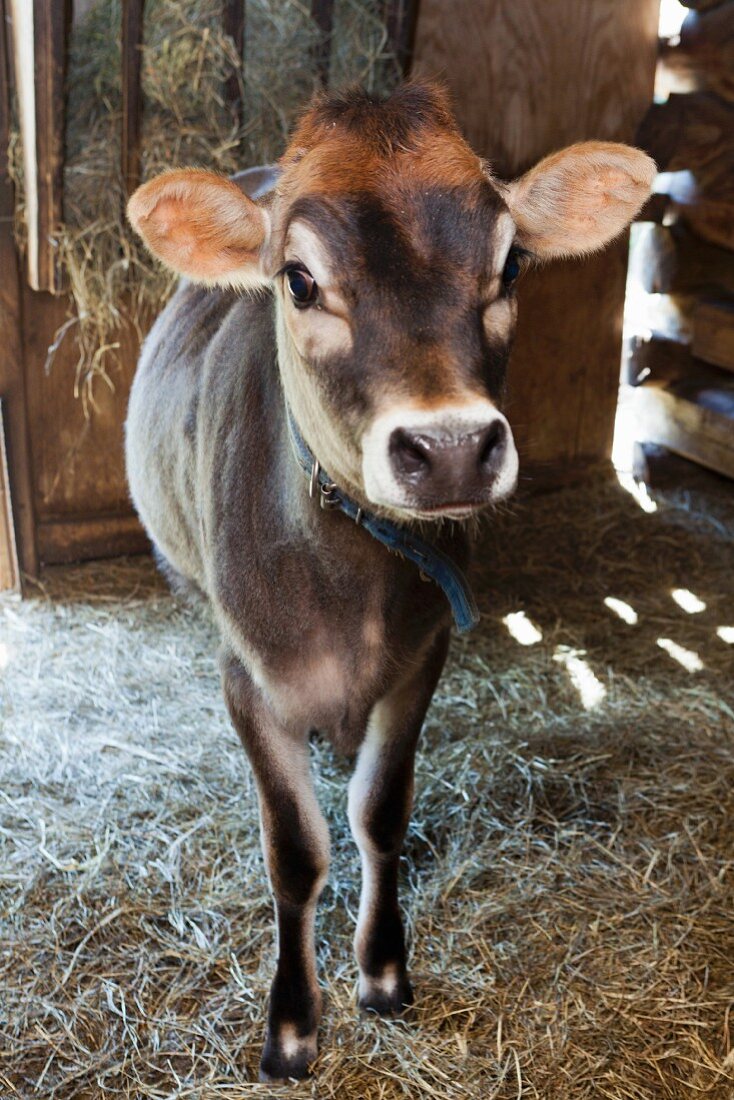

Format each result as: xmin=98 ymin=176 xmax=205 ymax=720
xmin=128 ymin=83 xmax=654 ymax=522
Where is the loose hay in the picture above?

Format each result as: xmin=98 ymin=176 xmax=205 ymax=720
xmin=8 ymin=0 xmax=396 ymax=403
xmin=2 ymin=473 xmax=734 ymax=1098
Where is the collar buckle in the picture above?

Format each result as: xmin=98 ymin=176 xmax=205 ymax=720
xmin=319 ymin=481 xmax=340 ymax=510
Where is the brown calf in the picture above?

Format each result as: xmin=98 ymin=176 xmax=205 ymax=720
xmin=126 ymin=82 xmax=654 ymax=1081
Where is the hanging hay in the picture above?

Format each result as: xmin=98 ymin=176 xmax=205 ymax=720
xmin=2 ymin=470 xmax=734 ymax=1097
xmin=8 ymin=0 xmax=397 ymax=406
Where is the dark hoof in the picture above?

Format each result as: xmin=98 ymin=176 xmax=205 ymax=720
xmin=358 ymin=973 xmax=414 ymax=1017
xmin=259 ymin=1029 xmax=316 ymax=1081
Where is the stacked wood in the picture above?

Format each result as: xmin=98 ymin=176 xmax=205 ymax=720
xmin=630 ymin=337 xmax=734 ymax=477
xmin=638 ymin=93 xmax=734 ymax=250
xmin=679 ymin=0 xmax=727 ymax=12
xmin=631 ymin=0 xmax=734 ymax=480
xmin=661 ymin=5 xmax=734 ymax=100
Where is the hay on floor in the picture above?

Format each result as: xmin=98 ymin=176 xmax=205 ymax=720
xmin=2 ymin=472 xmax=734 ymax=1098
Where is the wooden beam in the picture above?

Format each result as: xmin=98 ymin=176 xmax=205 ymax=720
xmin=383 ymin=0 xmax=420 ymax=76
xmin=10 ymin=0 xmax=70 ymax=292
xmin=0 ymin=0 xmax=38 ymax=582
xmin=637 ymin=92 xmax=734 ymax=250
xmin=632 ymin=223 xmax=734 ymax=299
xmin=632 ymin=370 xmax=734 ymax=480
xmin=222 ymin=0 xmax=245 ymax=126
xmin=0 ymin=401 xmax=21 ymax=592
xmin=311 ymin=0 xmax=334 ymax=86
xmin=627 ymin=333 xmax=719 ymax=386
xmin=36 ymin=513 xmax=148 ymax=565
xmin=659 ymin=4 xmax=734 ymax=102
xmin=692 ymin=300 xmax=734 ymax=373
xmin=680 ymin=0 xmax=727 ymax=10
xmin=121 ymin=0 xmax=145 ymax=200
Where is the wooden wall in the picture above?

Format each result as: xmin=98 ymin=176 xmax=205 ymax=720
xmin=413 ymin=0 xmax=661 ymax=479
xmin=4 ymin=0 xmax=662 ymax=576
xmin=22 ymin=292 xmax=147 ymax=564
xmin=628 ymin=0 xmax=734 ymax=480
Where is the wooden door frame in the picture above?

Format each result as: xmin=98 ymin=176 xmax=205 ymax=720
xmin=0 ymin=0 xmax=38 ymax=588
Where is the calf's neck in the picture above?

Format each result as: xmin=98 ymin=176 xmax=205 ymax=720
xmin=126 ymin=82 xmax=654 ymax=1081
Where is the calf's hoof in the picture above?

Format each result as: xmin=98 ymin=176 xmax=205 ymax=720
xmin=259 ymin=1025 xmax=316 ymax=1082
xmin=358 ymin=966 xmax=414 ymax=1017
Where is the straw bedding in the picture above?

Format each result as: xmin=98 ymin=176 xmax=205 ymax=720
xmin=2 ymin=470 xmax=734 ymax=1098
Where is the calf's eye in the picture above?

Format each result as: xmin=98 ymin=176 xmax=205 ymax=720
xmin=286 ymin=266 xmax=318 ymax=308
xmin=502 ymin=246 xmax=522 ymax=290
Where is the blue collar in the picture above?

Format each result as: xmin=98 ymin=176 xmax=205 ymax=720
xmin=286 ymin=410 xmax=480 ymax=633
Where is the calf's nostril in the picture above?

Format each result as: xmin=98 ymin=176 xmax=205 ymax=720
xmin=389 ymin=429 xmax=432 ymax=477
xmin=478 ymin=419 xmax=505 ymax=467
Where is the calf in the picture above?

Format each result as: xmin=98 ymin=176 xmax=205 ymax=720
xmin=126 ymin=82 xmax=654 ymax=1080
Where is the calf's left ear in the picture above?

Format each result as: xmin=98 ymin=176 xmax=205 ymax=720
xmin=504 ymin=142 xmax=656 ymax=259
xmin=127 ymin=168 xmax=270 ymax=287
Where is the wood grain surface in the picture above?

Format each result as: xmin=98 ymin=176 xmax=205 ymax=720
xmin=413 ymin=0 xmax=661 ymax=470
xmin=638 ymin=93 xmax=734 ymax=251
xmin=0 ymin=0 xmax=37 ymax=579
xmin=660 ymin=3 xmax=734 ymax=102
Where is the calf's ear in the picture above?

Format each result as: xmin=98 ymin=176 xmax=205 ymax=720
xmin=504 ymin=142 xmax=656 ymax=259
xmin=127 ymin=168 xmax=270 ymax=287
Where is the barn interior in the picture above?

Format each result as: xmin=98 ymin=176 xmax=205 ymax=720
xmin=2 ymin=2 xmax=733 ymax=1098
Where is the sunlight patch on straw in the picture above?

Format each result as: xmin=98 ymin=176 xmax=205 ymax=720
xmin=657 ymin=638 xmax=704 ymax=673
xmin=604 ymin=597 xmax=638 ymax=625
xmin=553 ymin=648 xmax=607 ymax=710
xmin=671 ymin=588 xmax=706 ymax=614
xmin=502 ymin=611 xmax=543 ymax=646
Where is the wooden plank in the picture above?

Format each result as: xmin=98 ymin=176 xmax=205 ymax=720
xmin=0 ymin=401 xmax=21 ymax=592
xmin=692 ymin=300 xmax=734 ymax=373
xmin=37 ymin=513 xmax=148 ymax=565
xmin=680 ymin=0 xmax=727 ymax=11
xmin=636 ymin=192 xmax=670 ymax=224
xmin=632 ymin=373 xmax=734 ymax=480
xmin=121 ymin=0 xmax=145 ymax=200
xmin=311 ymin=0 xmax=334 ymax=86
xmin=632 ymin=223 xmax=734 ymax=298
xmin=637 ymin=93 xmax=734 ymax=250
xmin=0 ymin=0 xmax=38 ymax=581
xmin=659 ymin=4 xmax=734 ymax=102
xmin=383 ymin=0 xmax=420 ymax=76
xmin=10 ymin=0 xmax=71 ymax=292
xmin=627 ymin=333 xmax=728 ymax=387
xmin=222 ymin=0 xmax=245 ymax=124
xmin=22 ymin=288 xmax=147 ymax=524
xmin=412 ymin=0 xmax=660 ymax=473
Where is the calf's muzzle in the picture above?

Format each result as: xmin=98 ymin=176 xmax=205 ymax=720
xmin=390 ymin=418 xmax=508 ymax=505
xmin=362 ymin=403 xmax=518 ymax=516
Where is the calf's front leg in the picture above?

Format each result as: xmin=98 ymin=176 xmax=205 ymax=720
xmin=222 ymin=654 xmax=330 ymax=1082
xmin=348 ymin=628 xmax=450 ymax=1014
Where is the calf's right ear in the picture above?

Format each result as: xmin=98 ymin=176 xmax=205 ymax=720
xmin=127 ymin=168 xmax=270 ymax=288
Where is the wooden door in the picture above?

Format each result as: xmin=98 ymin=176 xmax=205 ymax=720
xmin=413 ymin=0 xmax=661 ymax=480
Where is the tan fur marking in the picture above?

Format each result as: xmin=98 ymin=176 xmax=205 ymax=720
xmin=483 ymin=297 xmax=516 ymax=344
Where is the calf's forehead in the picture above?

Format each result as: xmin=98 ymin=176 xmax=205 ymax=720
xmin=281 ymin=178 xmax=514 ymax=295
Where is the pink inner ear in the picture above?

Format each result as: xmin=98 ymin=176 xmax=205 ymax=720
xmin=129 ymin=170 xmax=268 ymax=282
xmin=147 ymin=197 xmax=198 ymax=263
